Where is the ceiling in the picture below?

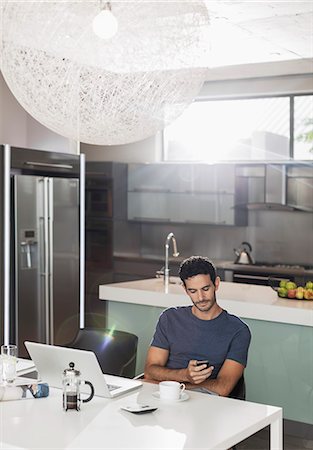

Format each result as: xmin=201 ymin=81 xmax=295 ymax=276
xmin=205 ymin=1 xmax=313 ymax=67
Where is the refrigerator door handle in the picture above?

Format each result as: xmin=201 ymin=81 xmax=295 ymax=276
xmin=43 ymin=178 xmax=50 ymax=344
xmin=48 ymin=178 xmax=54 ymax=344
xmin=24 ymin=161 xmax=73 ymax=170
xmin=3 ymin=145 xmax=11 ymax=345
xmin=79 ymin=153 xmax=86 ymax=329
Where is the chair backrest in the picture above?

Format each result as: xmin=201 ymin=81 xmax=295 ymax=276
xmin=65 ymin=328 xmax=138 ymax=378
xmin=228 ymin=376 xmax=246 ymax=400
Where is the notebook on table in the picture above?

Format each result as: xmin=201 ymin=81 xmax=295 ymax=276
xmin=24 ymin=341 xmax=142 ymax=398
xmin=16 ymin=358 xmax=36 ymax=376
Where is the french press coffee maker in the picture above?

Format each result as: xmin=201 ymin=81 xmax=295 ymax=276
xmin=62 ymin=362 xmax=94 ymax=411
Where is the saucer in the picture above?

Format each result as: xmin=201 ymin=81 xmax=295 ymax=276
xmin=152 ymin=391 xmax=189 ymax=402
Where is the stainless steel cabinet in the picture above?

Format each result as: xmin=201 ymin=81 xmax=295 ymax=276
xmin=235 ymin=162 xmax=313 ymax=212
xmin=287 ymin=164 xmax=313 ymax=211
xmin=127 ymin=163 xmax=238 ymax=225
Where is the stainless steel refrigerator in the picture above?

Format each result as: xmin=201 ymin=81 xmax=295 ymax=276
xmin=0 ymin=145 xmax=85 ymax=358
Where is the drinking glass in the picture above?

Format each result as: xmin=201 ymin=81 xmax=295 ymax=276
xmin=1 ymin=344 xmax=18 ymax=383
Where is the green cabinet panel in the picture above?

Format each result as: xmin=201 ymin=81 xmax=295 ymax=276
xmin=107 ymin=301 xmax=163 ymax=376
xmin=244 ymin=318 xmax=313 ymax=424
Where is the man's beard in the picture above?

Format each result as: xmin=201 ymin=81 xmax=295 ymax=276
xmin=192 ymin=292 xmax=216 ymax=312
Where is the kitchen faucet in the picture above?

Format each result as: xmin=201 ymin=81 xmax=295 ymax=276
xmin=164 ymin=232 xmax=179 ymax=291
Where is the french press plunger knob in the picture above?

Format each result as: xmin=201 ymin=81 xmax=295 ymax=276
xmin=62 ymin=361 xmax=94 ymax=411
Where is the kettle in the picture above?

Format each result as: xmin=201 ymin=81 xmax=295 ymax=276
xmin=234 ymin=241 xmax=254 ymax=265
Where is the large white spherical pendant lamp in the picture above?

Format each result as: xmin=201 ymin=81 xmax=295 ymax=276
xmin=0 ymin=1 xmax=209 ymax=145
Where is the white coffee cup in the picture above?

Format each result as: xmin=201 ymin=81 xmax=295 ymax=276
xmin=159 ymin=381 xmax=186 ymax=401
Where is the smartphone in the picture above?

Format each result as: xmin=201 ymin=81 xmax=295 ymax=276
xmin=196 ymin=360 xmax=209 ymax=369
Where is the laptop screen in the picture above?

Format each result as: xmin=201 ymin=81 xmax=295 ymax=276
xmin=25 ymin=341 xmax=142 ymax=398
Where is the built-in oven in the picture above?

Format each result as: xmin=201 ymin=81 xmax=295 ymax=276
xmin=232 ymin=272 xmax=293 ymax=286
xmin=230 ymin=263 xmax=309 ymax=287
xmin=86 ymin=176 xmax=112 ymax=218
xmin=85 ymin=217 xmax=113 ymax=270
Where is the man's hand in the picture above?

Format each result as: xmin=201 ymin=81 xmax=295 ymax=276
xmin=186 ymin=360 xmax=214 ymax=385
xmin=144 ymin=348 xmax=214 ymax=384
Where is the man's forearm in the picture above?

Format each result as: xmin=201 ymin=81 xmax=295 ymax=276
xmin=146 ymin=366 xmax=232 ymax=396
xmin=186 ymin=377 xmax=234 ymax=397
xmin=144 ymin=364 xmax=189 ymax=383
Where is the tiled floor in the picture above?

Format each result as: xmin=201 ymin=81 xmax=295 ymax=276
xmin=236 ymin=427 xmax=313 ymax=449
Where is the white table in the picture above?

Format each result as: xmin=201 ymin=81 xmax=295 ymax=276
xmin=0 ymin=382 xmax=282 ymax=450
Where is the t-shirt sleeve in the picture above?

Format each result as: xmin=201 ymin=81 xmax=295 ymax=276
xmin=150 ymin=310 xmax=170 ymax=350
xmin=226 ymin=324 xmax=251 ymax=367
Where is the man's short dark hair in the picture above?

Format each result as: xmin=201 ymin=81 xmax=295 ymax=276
xmin=179 ymin=256 xmax=217 ymax=285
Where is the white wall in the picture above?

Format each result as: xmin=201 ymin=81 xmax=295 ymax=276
xmin=25 ymin=113 xmax=79 ymax=154
xmin=0 ymin=72 xmax=77 ymax=154
xmin=204 ymin=59 xmax=313 ymax=82
xmin=0 ymin=72 xmax=27 ymax=147
xmin=201 ymin=71 xmax=313 ymax=99
xmin=81 ymin=132 xmax=163 ymax=163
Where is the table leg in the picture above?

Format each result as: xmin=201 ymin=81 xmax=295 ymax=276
xmin=270 ymin=413 xmax=283 ymax=450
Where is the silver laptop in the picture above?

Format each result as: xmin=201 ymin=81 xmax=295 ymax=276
xmin=25 ymin=341 xmax=142 ymax=398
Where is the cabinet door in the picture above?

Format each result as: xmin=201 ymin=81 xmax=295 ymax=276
xmin=287 ymin=164 xmax=313 ymax=211
xmin=127 ymin=163 xmax=236 ymax=225
xmin=128 ymin=163 xmax=192 ymax=193
xmin=128 ymin=192 xmax=171 ymax=221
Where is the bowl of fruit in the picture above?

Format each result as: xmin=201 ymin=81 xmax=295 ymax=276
xmin=275 ymin=280 xmax=313 ymax=300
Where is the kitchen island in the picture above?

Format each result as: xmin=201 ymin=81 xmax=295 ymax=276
xmin=99 ymin=279 xmax=313 ymax=425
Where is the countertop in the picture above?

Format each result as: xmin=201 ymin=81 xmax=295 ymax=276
xmin=99 ymin=278 xmax=313 ymax=327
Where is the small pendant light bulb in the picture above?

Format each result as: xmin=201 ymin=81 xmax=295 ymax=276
xmin=92 ymin=2 xmax=118 ymax=40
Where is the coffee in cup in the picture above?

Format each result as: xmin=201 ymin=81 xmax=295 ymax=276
xmin=159 ymin=381 xmax=185 ymax=401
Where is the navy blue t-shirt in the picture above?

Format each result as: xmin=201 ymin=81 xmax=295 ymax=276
xmin=151 ymin=307 xmax=251 ymax=379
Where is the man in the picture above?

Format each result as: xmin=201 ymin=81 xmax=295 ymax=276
xmin=144 ymin=256 xmax=251 ymax=397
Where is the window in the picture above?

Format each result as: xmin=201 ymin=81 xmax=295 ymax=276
xmin=294 ymin=95 xmax=313 ymax=160
xmin=164 ymin=94 xmax=313 ymax=162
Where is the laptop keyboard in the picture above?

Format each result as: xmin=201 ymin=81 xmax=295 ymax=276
xmin=107 ymin=384 xmax=120 ymax=391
